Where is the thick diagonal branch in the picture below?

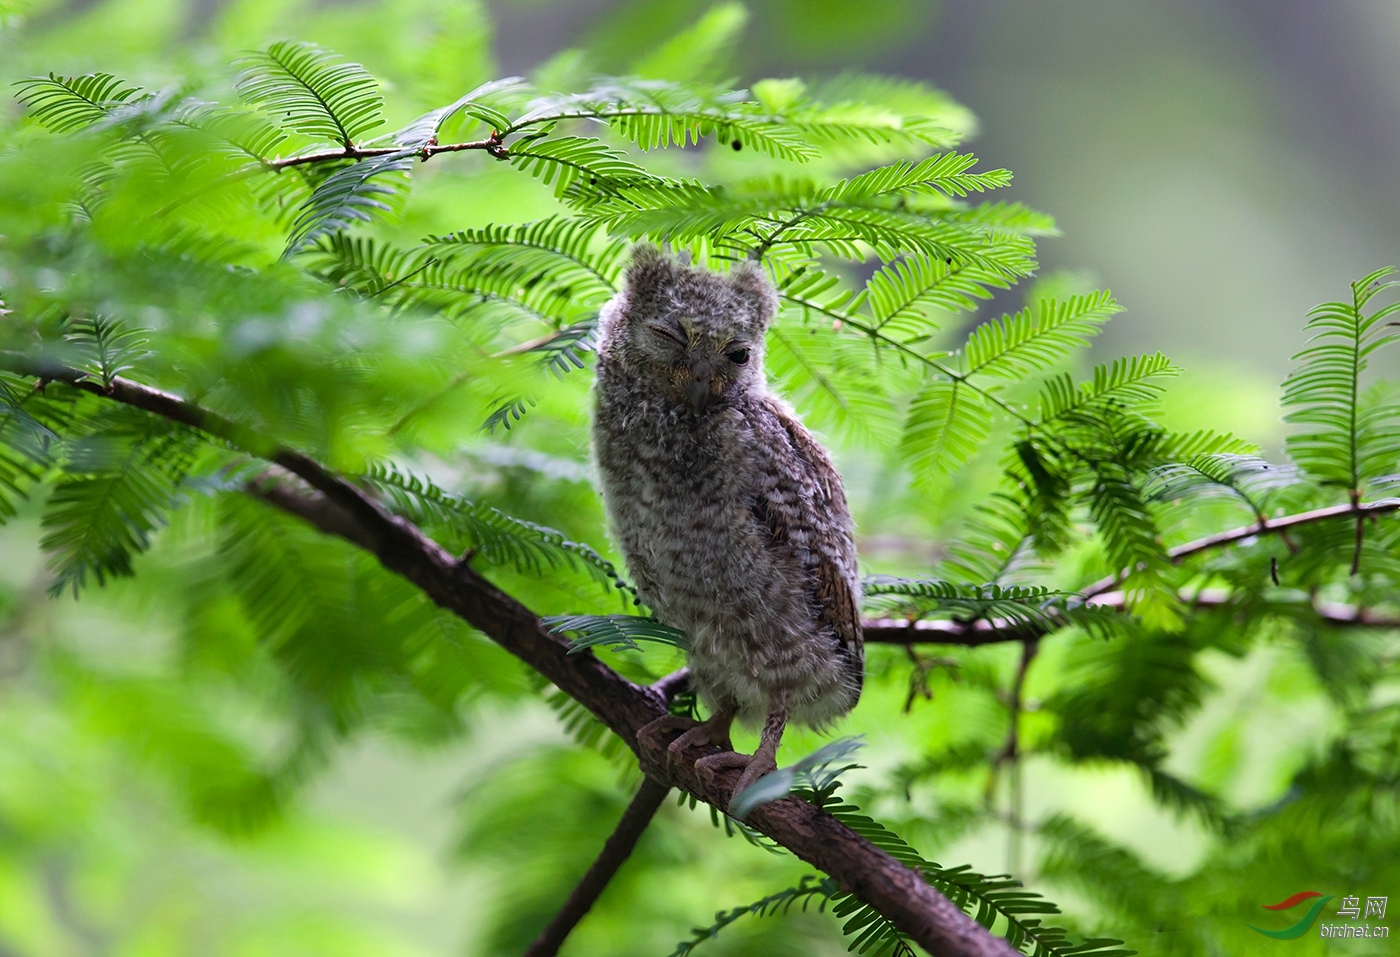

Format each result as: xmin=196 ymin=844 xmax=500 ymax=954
xmin=1 ymin=359 xmax=1018 ymax=957
xmin=523 ymin=777 xmax=670 ymax=957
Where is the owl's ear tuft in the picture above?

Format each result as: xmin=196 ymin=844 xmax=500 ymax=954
xmin=730 ymin=260 xmax=779 ymax=328
xmin=624 ymin=244 xmax=676 ymax=299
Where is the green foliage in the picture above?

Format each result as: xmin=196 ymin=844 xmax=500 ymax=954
xmin=40 ymin=421 xmax=203 ymax=596
xmin=283 ymin=150 xmax=414 ymax=257
xmin=547 ymin=613 xmax=689 ymax=653
xmin=363 ymin=462 xmax=635 ymax=598
xmin=863 ymin=578 xmax=1133 ymax=640
xmin=2 ymin=9 xmax=1399 ymax=957
xmin=962 ymin=291 xmax=1121 ymax=379
xmin=729 ymin=736 xmax=866 ymax=819
xmin=812 ymin=793 xmax=1133 ymax=957
xmin=63 ymin=313 xmax=152 ymax=387
xmin=0 ymin=376 xmax=55 ymax=519
xmin=668 ymin=876 xmax=844 ymax=957
xmin=234 ymin=40 xmax=386 ymax=146
xmin=1147 ymin=452 xmax=1300 ymax=520
xmin=13 ymin=72 xmax=145 ymax=133
xmin=1281 ymin=265 xmax=1400 ymax=492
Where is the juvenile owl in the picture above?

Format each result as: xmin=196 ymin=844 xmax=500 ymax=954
xmin=592 ymin=246 xmax=863 ymax=810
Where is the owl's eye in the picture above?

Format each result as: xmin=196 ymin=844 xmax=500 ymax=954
xmin=646 ymin=323 xmax=686 ymax=347
xmin=727 ymin=348 xmax=750 ymax=365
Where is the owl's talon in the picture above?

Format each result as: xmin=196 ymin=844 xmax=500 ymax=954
xmin=658 ymin=708 xmax=736 ymax=771
xmin=727 ymin=753 xmax=779 ymax=813
xmin=635 ymin=715 xmax=696 ymax=760
xmin=694 ymin=750 xmax=751 ymax=790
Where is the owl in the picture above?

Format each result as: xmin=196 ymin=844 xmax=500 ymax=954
xmin=592 ymin=246 xmax=863 ymax=811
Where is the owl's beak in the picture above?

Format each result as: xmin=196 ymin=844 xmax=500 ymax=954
xmin=683 ymin=377 xmax=720 ymax=414
xmin=681 ymin=357 xmax=723 ymax=414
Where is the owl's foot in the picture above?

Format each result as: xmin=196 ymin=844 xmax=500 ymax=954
xmin=636 ymin=709 xmax=736 ymax=772
xmin=635 ymin=714 xmax=696 ymax=759
xmin=694 ymin=749 xmax=751 ymax=782
xmin=693 ymin=750 xmax=781 ymax=816
xmin=729 ymin=750 xmax=780 ymax=807
xmin=700 ymin=705 xmax=788 ymax=817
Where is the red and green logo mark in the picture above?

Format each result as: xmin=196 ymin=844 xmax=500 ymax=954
xmin=1248 ymin=892 xmax=1334 ymax=939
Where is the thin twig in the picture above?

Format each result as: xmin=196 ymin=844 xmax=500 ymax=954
xmin=1080 ymin=498 xmax=1400 ymax=598
xmin=861 ymin=588 xmax=1400 ymax=647
xmin=997 ymin=640 xmax=1039 ymax=876
xmin=651 ymin=667 xmax=691 ymax=702
xmin=523 ymin=777 xmax=671 ymax=957
xmin=778 ymin=291 xmax=1035 ymax=426
xmin=1350 ymin=490 xmax=1365 ymax=576
xmin=265 ymin=133 xmax=507 ymax=170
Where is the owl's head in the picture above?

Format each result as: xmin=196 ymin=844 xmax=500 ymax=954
xmin=598 ymin=246 xmax=778 ymax=415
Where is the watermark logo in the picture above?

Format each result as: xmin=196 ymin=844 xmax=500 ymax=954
xmin=1248 ymin=891 xmax=1389 ymax=941
xmin=1248 ymin=891 xmax=1333 ymax=940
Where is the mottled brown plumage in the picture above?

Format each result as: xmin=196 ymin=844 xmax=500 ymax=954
xmin=592 ymin=247 xmax=863 ymax=810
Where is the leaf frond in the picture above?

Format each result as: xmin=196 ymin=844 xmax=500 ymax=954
xmin=235 ymin=40 xmax=385 ymax=146
xmin=14 ymin=72 xmax=144 ymax=133
xmin=545 ymin=614 xmax=688 ymax=654
xmin=362 ymin=462 xmax=633 ymax=597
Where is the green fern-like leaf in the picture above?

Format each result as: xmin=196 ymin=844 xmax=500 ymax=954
xmin=235 ymin=40 xmax=385 ymax=146
xmin=863 ymin=577 xmax=1132 ymax=640
xmin=510 ymin=79 xmax=815 ymax=161
xmin=283 ymin=151 xmax=413 ymax=257
xmin=539 ymin=684 xmax=633 ymax=767
xmin=508 ymin=135 xmax=665 ymax=199
xmin=41 ymin=425 xmax=203 ymax=596
xmin=0 ymin=377 xmax=56 ymax=520
xmin=545 ymin=614 xmax=689 ymax=654
xmin=302 ymin=233 xmax=434 ymax=298
xmin=581 ymin=174 xmax=1036 ymax=267
xmin=667 ymin=876 xmax=840 ymax=957
xmin=1147 ymin=453 xmax=1299 ymax=519
xmin=361 ymin=463 xmax=632 ymax=597
xmin=63 ymin=314 xmax=152 ymax=387
xmin=766 ymin=316 xmax=902 ymax=446
xmin=1035 ymin=353 xmax=1179 ymax=424
xmin=729 ymin=736 xmax=866 ymax=820
xmin=1088 ymin=471 xmax=1176 ymax=623
xmin=939 ymin=494 xmax=1035 ymax=585
xmin=14 ymin=72 xmax=143 ymax=133
xmin=191 ymin=106 xmax=291 ymax=163
xmin=812 ymin=796 xmax=1132 ymax=957
xmin=1281 ymin=266 xmax=1400 ymax=490
xmin=900 ymin=378 xmax=993 ymax=479
xmin=425 ymin=215 xmax=628 ymax=297
xmin=962 ymin=291 xmax=1121 ymax=379
xmin=825 ymin=152 xmax=1011 ymax=202
xmin=864 ymin=255 xmax=1016 ymax=337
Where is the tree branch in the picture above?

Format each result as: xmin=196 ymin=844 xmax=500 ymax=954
xmin=523 ymin=777 xmax=671 ymax=957
xmin=1 ymin=359 xmax=1019 ymax=957
xmin=264 ymin=133 xmax=507 ymax=169
xmin=861 ymin=588 xmax=1400 ymax=646
xmin=1080 ymin=498 xmax=1400 ymax=598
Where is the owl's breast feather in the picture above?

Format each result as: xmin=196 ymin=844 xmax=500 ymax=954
xmin=593 ymin=397 xmax=804 ymax=626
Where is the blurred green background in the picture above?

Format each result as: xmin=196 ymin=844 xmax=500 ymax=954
xmin=1 ymin=1 xmax=1397 ymax=955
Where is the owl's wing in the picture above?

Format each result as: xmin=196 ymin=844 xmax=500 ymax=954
xmin=752 ymin=404 xmax=864 ymax=672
